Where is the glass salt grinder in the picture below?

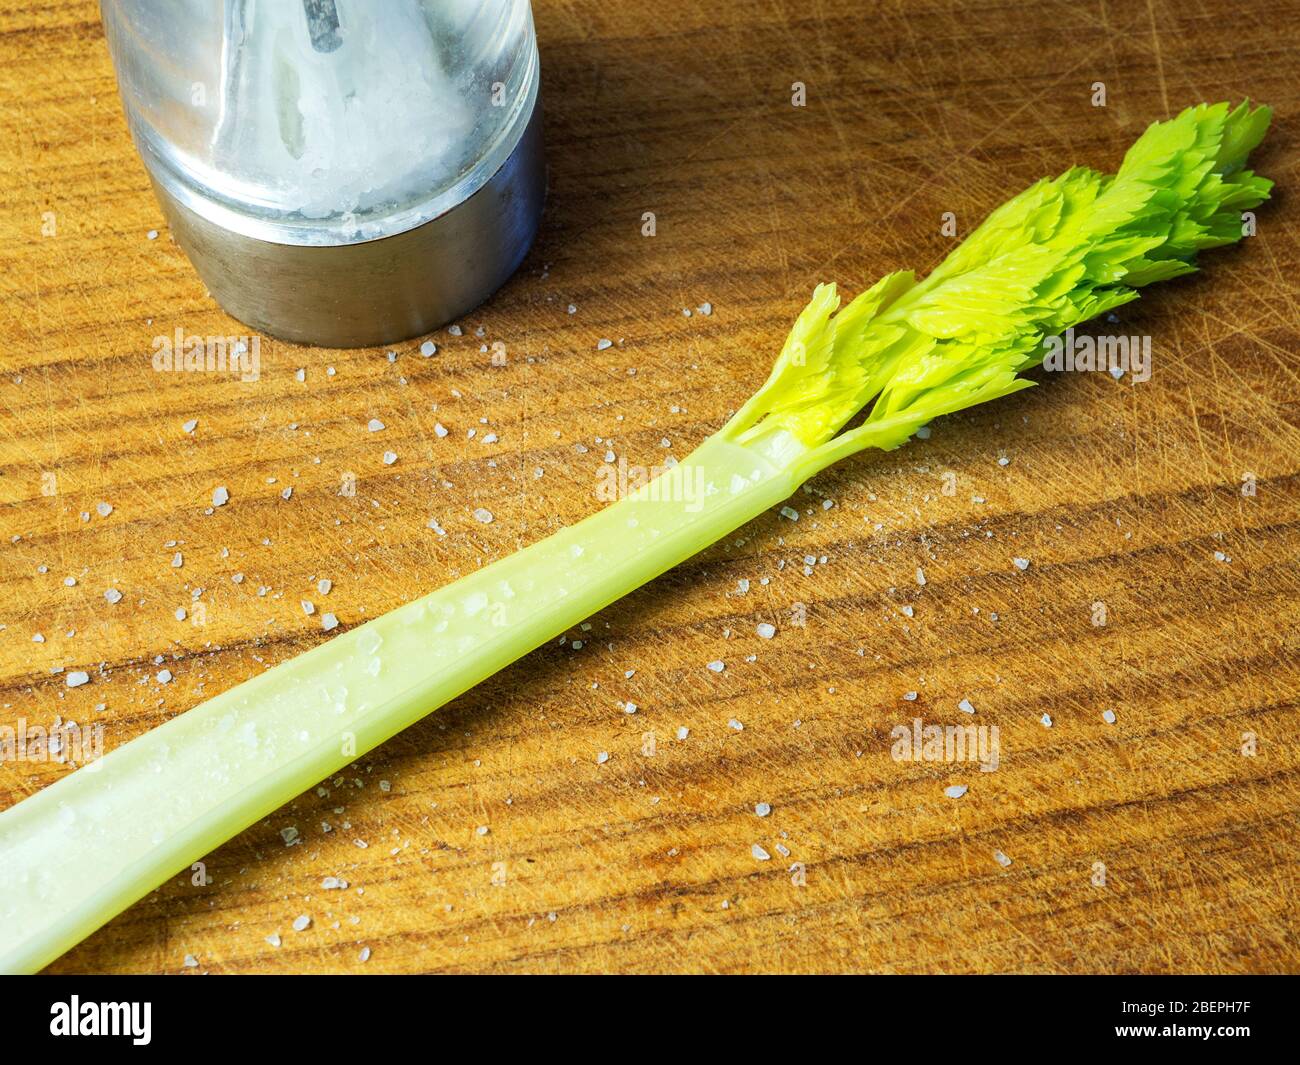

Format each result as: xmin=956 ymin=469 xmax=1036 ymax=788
xmin=100 ymin=0 xmax=545 ymax=347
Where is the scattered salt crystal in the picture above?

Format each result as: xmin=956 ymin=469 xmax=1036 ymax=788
xmin=368 ymin=418 xmax=385 ymax=432
xmin=756 ymin=623 xmax=776 ymax=639
xmin=916 ymin=567 xmax=927 ymax=586
xmin=754 ymin=802 xmax=771 ymax=817
xmin=265 ymin=933 xmax=281 ymax=947
xmin=944 ymin=784 xmax=968 ymax=799
xmin=1013 ymin=557 xmax=1031 ymax=571
xmin=212 ymin=486 xmax=229 ymax=507
xmin=317 ymin=578 xmax=332 ymax=595
xmin=1102 ymin=709 xmax=1117 ymax=724
xmin=728 ymin=718 xmax=744 ymax=731
xmin=473 ymin=507 xmax=494 ymax=524
xmin=993 ymin=850 xmax=1012 ymax=868
xmin=359 ymin=946 xmax=371 ymax=962
xmin=156 ymin=669 xmax=173 ymax=684
xmin=182 ymin=419 xmax=198 ymax=434
xmin=706 ymin=660 xmax=725 ymax=673
xmin=104 ymin=588 xmax=122 ymax=604
xmin=182 ymin=953 xmax=198 ymax=967
xmin=420 ymin=340 xmax=437 ymax=357
xmin=596 ymin=751 xmax=609 ymax=764
xmin=779 ymin=505 xmax=799 ymax=521
xmin=1040 ymin=712 xmax=1053 ymax=728
xmin=676 ymin=726 xmax=689 ymax=740
xmin=751 ymin=844 xmax=771 ymax=861
xmin=301 ymin=600 xmax=315 ymax=616
xmin=66 ymin=671 xmax=90 ymax=688
xmin=292 ymin=914 xmax=311 ymax=932
xmin=596 ymin=338 xmax=612 ymax=350
xmin=382 ymin=451 xmax=398 ymax=465
xmin=96 ymin=502 xmax=113 ymax=517
xmin=321 ymin=613 xmax=339 ymax=632
xmin=958 ymin=698 xmax=976 ymax=714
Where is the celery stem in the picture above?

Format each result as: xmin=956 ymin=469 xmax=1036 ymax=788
xmin=0 ymin=433 xmax=804 ymax=974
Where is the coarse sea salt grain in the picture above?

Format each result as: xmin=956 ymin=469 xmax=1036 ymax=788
xmin=944 ymin=784 xmax=968 ymax=799
xmin=751 ymin=844 xmax=771 ymax=861
xmin=706 ymin=660 xmax=725 ymax=673
xmin=1102 ymin=709 xmax=1117 ymax=724
xmin=321 ymin=613 xmax=339 ymax=632
xmin=212 ymin=486 xmax=229 ymax=507
xmin=66 ymin=671 xmax=90 ymax=688
xmin=473 ymin=507 xmax=494 ymax=524
xmin=754 ymin=802 xmax=771 ymax=817
xmin=292 ymin=914 xmax=311 ymax=932
xmin=756 ymin=623 xmax=776 ymax=639
xmin=994 ymin=850 xmax=1013 ymax=868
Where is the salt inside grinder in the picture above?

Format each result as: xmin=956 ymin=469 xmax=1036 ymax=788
xmin=101 ymin=0 xmax=545 ymax=347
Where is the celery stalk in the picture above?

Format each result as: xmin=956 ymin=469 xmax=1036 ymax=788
xmin=0 ymin=101 xmax=1272 ymax=973
xmin=0 ymin=435 xmax=810 ymax=974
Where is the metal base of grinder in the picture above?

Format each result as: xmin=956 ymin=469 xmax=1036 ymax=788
xmin=151 ymin=101 xmax=546 ymax=348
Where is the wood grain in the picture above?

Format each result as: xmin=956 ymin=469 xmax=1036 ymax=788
xmin=1 ymin=0 xmax=1298 ymax=974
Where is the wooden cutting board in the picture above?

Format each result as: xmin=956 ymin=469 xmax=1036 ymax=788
xmin=1 ymin=0 xmax=1297 ymax=974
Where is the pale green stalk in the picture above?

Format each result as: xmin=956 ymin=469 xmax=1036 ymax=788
xmin=0 ymin=102 xmax=1271 ymax=972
